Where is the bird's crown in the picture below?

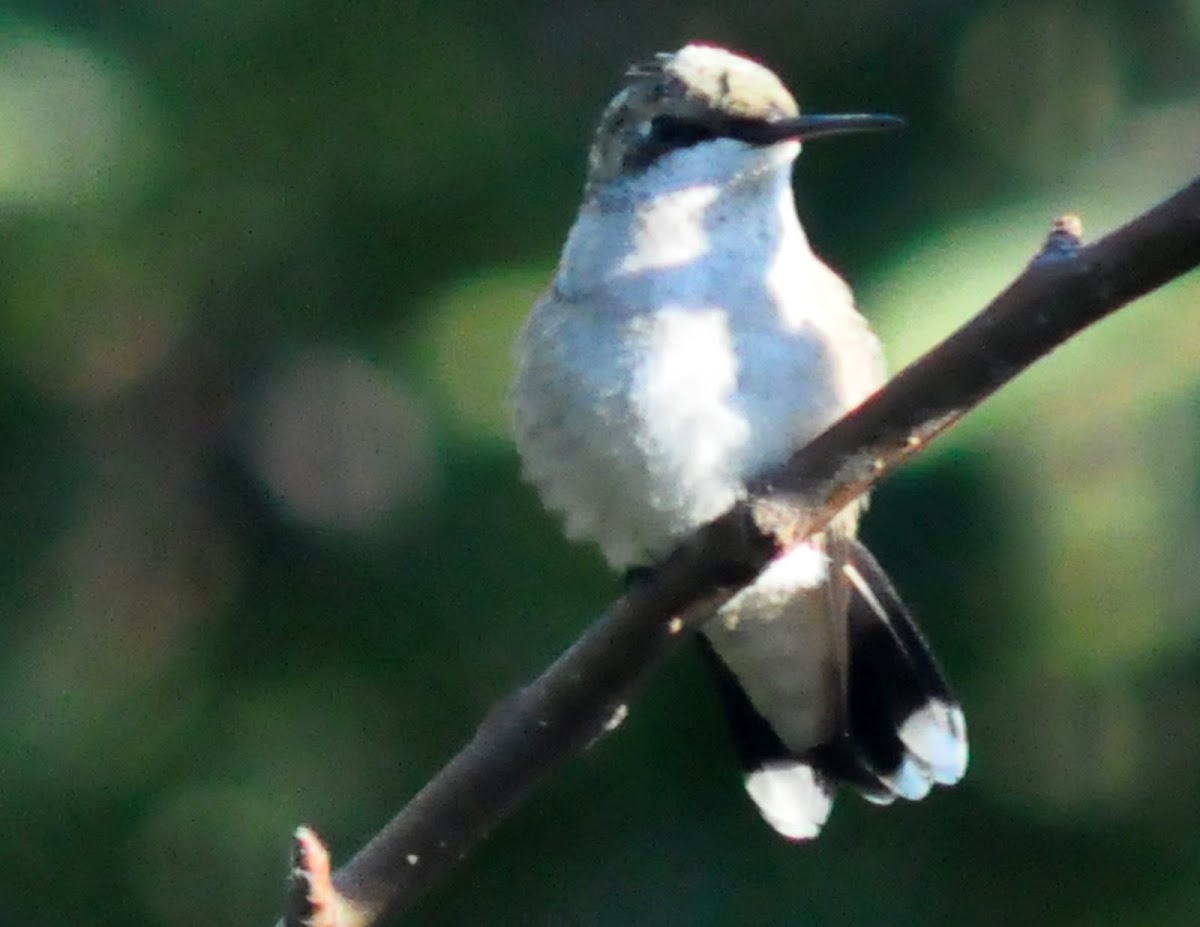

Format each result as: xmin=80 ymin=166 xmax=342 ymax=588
xmin=586 ymin=44 xmax=799 ymax=187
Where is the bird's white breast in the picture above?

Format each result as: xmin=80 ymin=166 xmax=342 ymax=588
xmin=512 ymin=153 xmax=884 ymax=568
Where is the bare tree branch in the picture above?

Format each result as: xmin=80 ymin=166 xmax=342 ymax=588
xmin=276 ymin=175 xmax=1200 ymax=927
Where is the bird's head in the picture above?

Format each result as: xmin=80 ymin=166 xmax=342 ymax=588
xmin=585 ymin=44 xmax=901 ymax=194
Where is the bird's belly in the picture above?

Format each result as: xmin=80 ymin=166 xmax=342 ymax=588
xmin=514 ymin=300 xmax=850 ymax=567
xmin=704 ymin=540 xmax=843 ymax=752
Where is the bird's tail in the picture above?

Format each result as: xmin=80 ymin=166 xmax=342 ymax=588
xmin=700 ymin=538 xmax=967 ymax=840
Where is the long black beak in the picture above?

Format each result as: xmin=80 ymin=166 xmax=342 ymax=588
xmin=730 ymin=113 xmax=904 ymax=146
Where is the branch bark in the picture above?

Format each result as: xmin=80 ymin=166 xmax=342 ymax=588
xmin=278 ymin=176 xmax=1200 ymax=927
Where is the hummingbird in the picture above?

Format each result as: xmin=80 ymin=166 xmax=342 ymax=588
xmin=511 ymin=43 xmax=966 ymax=840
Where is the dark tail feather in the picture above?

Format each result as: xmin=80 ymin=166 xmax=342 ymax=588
xmin=697 ymin=637 xmax=837 ymax=840
xmin=838 ymin=538 xmax=968 ymax=801
xmin=699 ymin=540 xmax=967 ymax=838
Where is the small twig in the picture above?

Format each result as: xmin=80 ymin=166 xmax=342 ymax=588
xmin=275 ymin=174 xmax=1200 ymax=926
xmin=284 ymin=827 xmax=369 ymax=927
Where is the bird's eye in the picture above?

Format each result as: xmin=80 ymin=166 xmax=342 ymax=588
xmin=651 ymin=115 xmax=719 ymax=147
xmin=622 ymin=115 xmax=724 ymax=172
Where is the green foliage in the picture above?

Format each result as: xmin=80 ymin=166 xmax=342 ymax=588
xmin=1 ymin=4 xmax=1198 ymax=925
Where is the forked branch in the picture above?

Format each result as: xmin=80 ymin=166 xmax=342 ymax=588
xmin=278 ymin=176 xmax=1200 ymax=927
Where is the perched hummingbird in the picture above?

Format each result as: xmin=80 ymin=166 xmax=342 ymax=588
xmin=511 ymin=43 xmax=966 ymax=840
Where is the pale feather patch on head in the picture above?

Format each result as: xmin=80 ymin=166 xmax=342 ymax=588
xmin=587 ymin=44 xmax=800 ymax=187
xmin=656 ymin=44 xmax=799 ymax=122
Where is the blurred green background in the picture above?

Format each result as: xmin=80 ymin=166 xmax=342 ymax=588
xmin=1 ymin=3 xmax=1198 ymax=925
